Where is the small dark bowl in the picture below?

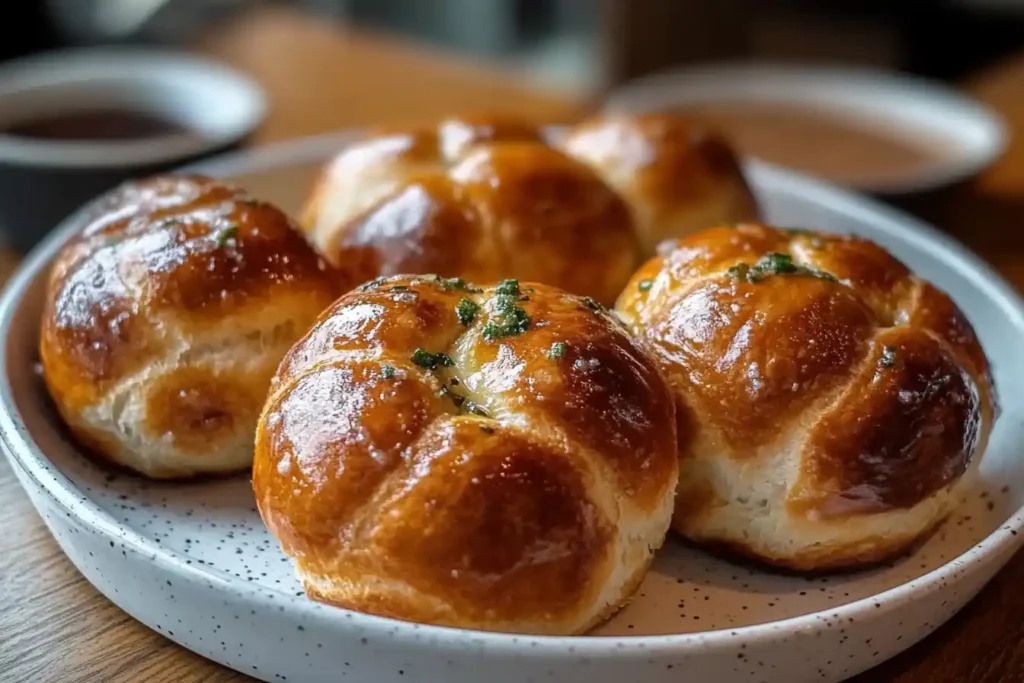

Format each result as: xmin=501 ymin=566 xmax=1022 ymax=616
xmin=0 ymin=47 xmax=266 ymax=253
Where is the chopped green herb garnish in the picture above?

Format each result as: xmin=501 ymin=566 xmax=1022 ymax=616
xmin=411 ymin=348 xmax=453 ymax=370
xmin=727 ymin=252 xmax=837 ymax=284
xmin=549 ymin=342 xmax=567 ymax=359
xmin=582 ymin=296 xmax=605 ymax=313
xmin=456 ymin=298 xmax=479 ymax=326
xmin=752 ymin=252 xmax=798 ymax=278
xmin=783 ymin=227 xmax=812 ymax=235
xmin=381 ymin=364 xmax=396 ymax=379
xmin=493 ymin=295 xmax=517 ymax=316
xmin=880 ymin=346 xmax=897 ymax=368
xmin=483 ymin=279 xmax=530 ymax=341
xmin=638 ymin=279 xmax=653 ymax=292
xmin=483 ymin=310 xmax=529 ymax=340
xmin=494 ymin=278 xmax=521 ymax=297
xmin=389 ymin=285 xmax=410 ymax=292
xmin=727 ymin=263 xmax=750 ymax=280
xmin=427 ymin=275 xmax=483 ymax=293
xmin=215 ymin=225 xmax=238 ymax=247
xmin=411 ymin=349 xmax=434 ymax=368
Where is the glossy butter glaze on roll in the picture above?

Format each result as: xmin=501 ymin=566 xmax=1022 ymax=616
xmin=561 ymin=112 xmax=760 ymax=254
xmin=615 ymin=223 xmax=998 ymax=571
xmin=39 ymin=174 xmax=345 ymax=479
xmin=254 ymin=275 xmax=678 ymax=634
xmin=300 ymin=116 xmax=644 ymax=305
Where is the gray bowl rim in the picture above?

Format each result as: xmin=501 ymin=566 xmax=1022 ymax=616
xmin=0 ymin=46 xmax=267 ymax=169
xmin=600 ymin=60 xmax=1010 ymax=195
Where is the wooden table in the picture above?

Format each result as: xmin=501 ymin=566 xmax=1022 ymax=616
xmin=1 ymin=6 xmax=1022 ymax=682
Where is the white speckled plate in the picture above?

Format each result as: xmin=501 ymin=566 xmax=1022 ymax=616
xmin=3 ymin=132 xmax=1023 ymax=683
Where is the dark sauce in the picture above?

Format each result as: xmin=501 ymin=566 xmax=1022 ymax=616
xmin=1 ymin=108 xmax=195 ymax=141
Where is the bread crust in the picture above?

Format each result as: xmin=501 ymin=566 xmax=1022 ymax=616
xmin=615 ymin=223 xmax=997 ymax=570
xmin=300 ymin=116 xmax=644 ymax=305
xmin=561 ymin=112 xmax=760 ymax=254
xmin=39 ymin=174 xmax=345 ymax=478
xmin=254 ymin=275 xmax=679 ymax=633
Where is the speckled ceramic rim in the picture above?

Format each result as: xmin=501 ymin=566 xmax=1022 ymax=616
xmin=2 ymin=131 xmax=1023 ymax=658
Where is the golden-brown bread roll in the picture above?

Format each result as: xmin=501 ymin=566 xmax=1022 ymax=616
xmin=254 ymin=275 xmax=678 ymax=634
xmin=40 ymin=174 xmax=344 ymax=479
xmin=615 ymin=223 xmax=997 ymax=571
xmin=561 ymin=112 xmax=760 ymax=254
xmin=300 ymin=115 xmax=643 ymax=305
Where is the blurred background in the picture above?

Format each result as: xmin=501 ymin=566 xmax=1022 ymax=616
xmin=2 ymin=0 xmax=1023 ymax=99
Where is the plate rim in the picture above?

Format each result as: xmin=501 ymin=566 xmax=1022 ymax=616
xmin=600 ymin=60 xmax=1009 ymax=195
xmin=3 ymin=131 xmax=1024 ymax=657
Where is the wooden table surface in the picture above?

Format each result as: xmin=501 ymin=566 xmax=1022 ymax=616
xmin=2 ymin=6 xmax=1023 ymax=682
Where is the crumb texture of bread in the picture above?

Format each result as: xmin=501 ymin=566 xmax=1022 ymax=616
xmin=615 ymin=223 xmax=997 ymax=571
xmin=560 ymin=112 xmax=761 ymax=254
xmin=254 ymin=276 xmax=679 ymax=634
xmin=39 ymin=174 xmax=345 ymax=479
xmin=300 ymin=115 xmax=645 ymax=305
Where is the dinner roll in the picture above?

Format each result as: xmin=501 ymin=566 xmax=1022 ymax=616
xmin=40 ymin=174 xmax=343 ymax=479
xmin=561 ymin=112 xmax=760 ymax=254
xmin=616 ymin=223 xmax=997 ymax=571
xmin=300 ymin=115 xmax=643 ymax=305
xmin=254 ymin=275 xmax=678 ymax=634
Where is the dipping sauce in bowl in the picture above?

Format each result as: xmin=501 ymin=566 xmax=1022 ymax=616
xmin=2 ymin=108 xmax=198 ymax=141
xmin=673 ymin=101 xmax=952 ymax=187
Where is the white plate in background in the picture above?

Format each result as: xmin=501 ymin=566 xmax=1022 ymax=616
xmin=2 ymin=133 xmax=1023 ymax=683
xmin=601 ymin=62 xmax=1008 ymax=195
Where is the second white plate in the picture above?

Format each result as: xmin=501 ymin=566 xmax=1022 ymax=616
xmin=601 ymin=62 xmax=1007 ymax=195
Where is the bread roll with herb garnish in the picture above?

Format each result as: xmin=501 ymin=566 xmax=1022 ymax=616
xmin=300 ymin=115 xmax=643 ymax=305
xmin=615 ymin=223 xmax=997 ymax=571
xmin=254 ymin=274 xmax=678 ymax=634
xmin=560 ymin=111 xmax=759 ymax=254
xmin=39 ymin=174 xmax=344 ymax=479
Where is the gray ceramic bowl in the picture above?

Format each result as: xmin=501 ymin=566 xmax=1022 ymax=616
xmin=0 ymin=47 xmax=265 ymax=252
